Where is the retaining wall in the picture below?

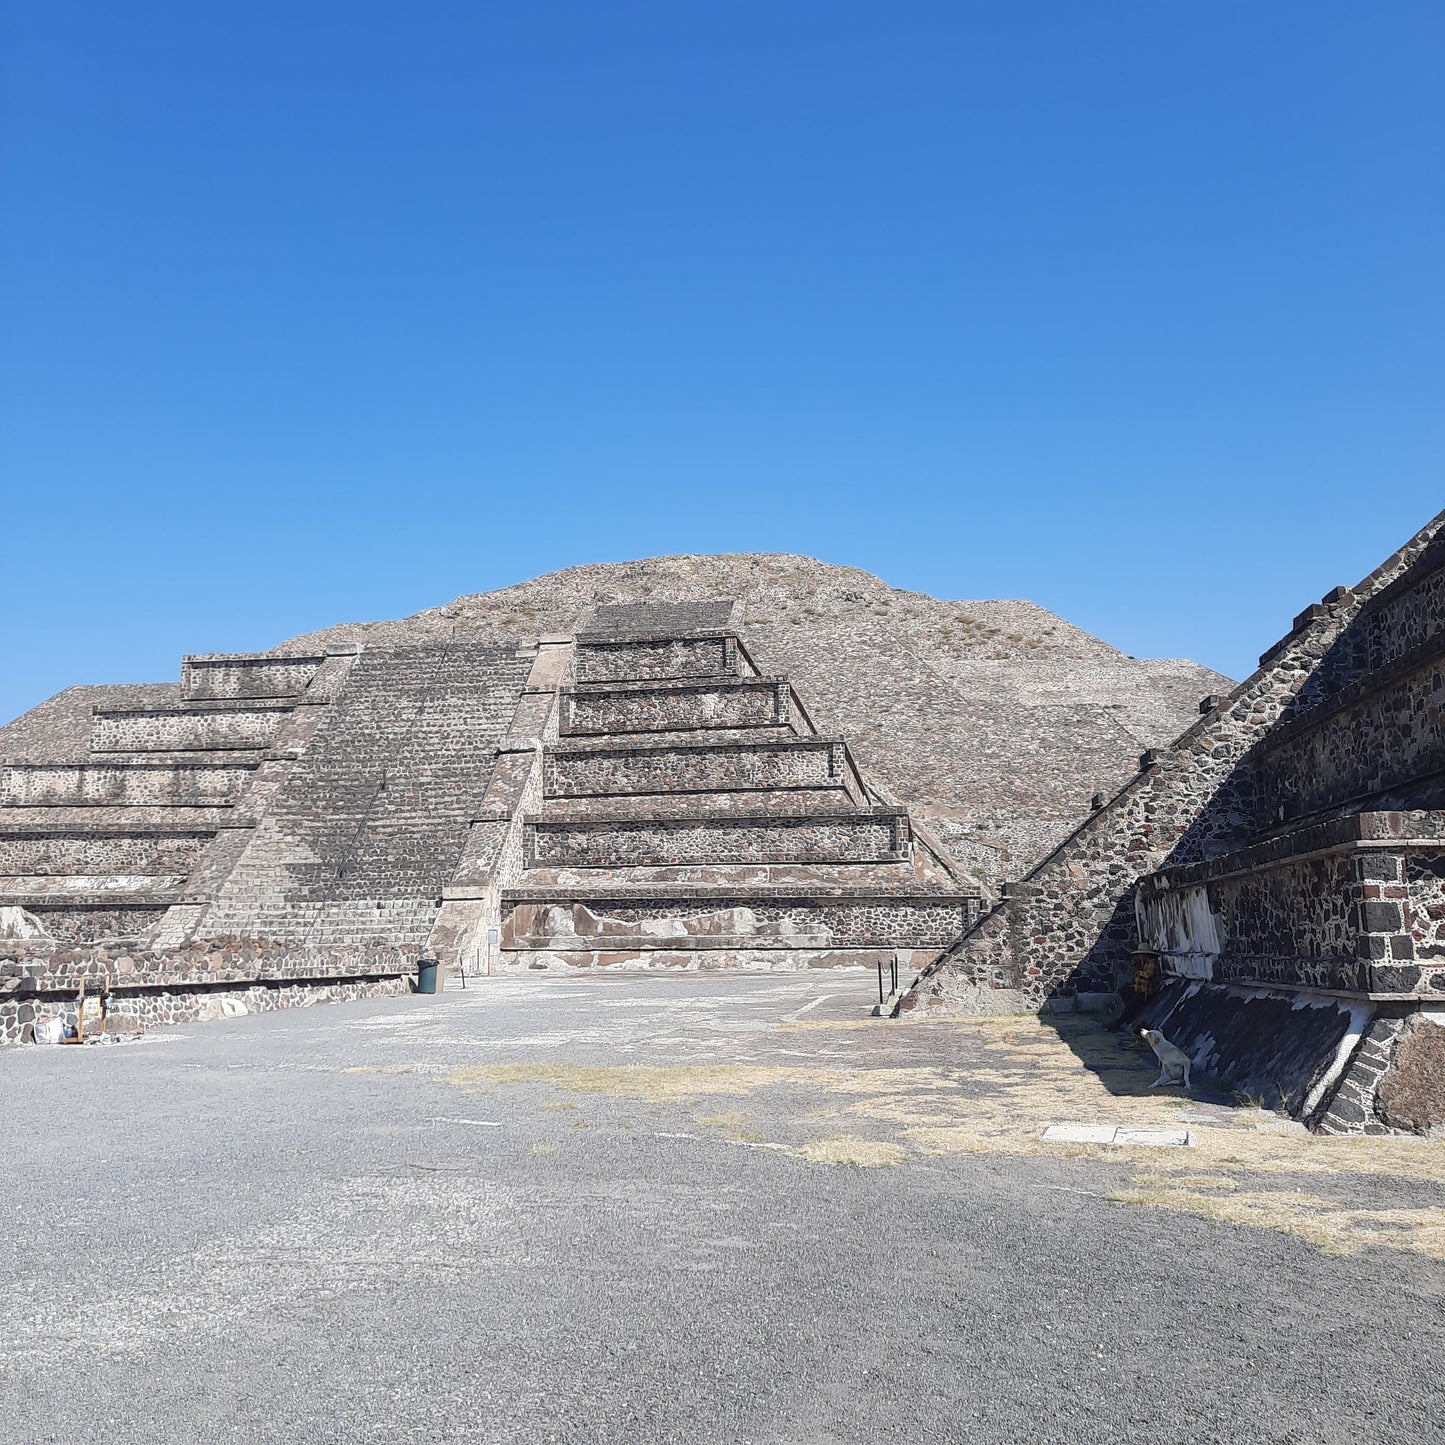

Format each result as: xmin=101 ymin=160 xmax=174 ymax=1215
xmin=524 ymin=809 xmax=910 ymax=868
xmin=544 ymin=738 xmax=849 ymax=798
xmin=573 ymin=634 xmax=738 ymax=684
xmin=1 ymin=937 xmax=416 ymax=1045
xmin=560 ymin=677 xmax=791 ymax=736
xmin=91 ymin=707 xmax=287 ymax=753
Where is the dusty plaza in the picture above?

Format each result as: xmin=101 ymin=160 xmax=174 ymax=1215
xmin=5 ymin=975 xmax=1445 ymax=1445
xmin=3 ymin=510 xmax=1445 ymax=1442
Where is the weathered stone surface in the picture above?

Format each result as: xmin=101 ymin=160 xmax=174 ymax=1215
xmin=276 ymin=554 xmax=1229 ymax=885
xmin=908 ymin=505 xmax=1445 ymax=1014
xmin=525 ymin=809 xmax=910 ymax=869
xmin=1376 ymin=1015 xmax=1445 ymax=1132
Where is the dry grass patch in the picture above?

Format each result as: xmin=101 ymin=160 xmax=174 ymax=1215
xmin=699 ymin=1110 xmax=766 ymax=1142
xmin=796 ymin=1137 xmax=907 ymax=1168
xmin=444 ymin=1062 xmax=832 ymax=1103
xmin=440 ymin=1016 xmax=1445 ymax=1259
xmin=1111 ymin=1181 xmax=1445 ymax=1260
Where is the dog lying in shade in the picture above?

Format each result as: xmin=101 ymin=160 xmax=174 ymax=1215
xmin=1138 ymin=1027 xmax=1192 ymax=1088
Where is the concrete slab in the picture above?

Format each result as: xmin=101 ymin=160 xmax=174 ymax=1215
xmin=1043 ymin=1124 xmax=1194 ymax=1148
xmin=1041 ymin=1124 xmax=1118 ymax=1144
xmin=1115 ymin=1127 xmax=1194 ymax=1148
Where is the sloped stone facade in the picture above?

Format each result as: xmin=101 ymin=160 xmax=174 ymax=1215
xmin=904 ymin=507 xmax=1445 ymax=1135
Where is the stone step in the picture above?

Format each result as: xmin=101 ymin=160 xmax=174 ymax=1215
xmin=543 ymin=736 xmax=858 ymax=800
xmin=524 ymin=807 xmax=910 ymax=869
xmin=499 ymin=887 xmax=974 ymax=955
xmin=559 ymin=677 xmax=797 ymax=737
xmin=0 ymin=762 xmax=256 ymax=809
xmin=91 ymin=703 xmax=292 ymax=754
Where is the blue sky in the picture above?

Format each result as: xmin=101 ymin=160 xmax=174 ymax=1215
xmin=3 ymin=1 xmax=1441 ymax=724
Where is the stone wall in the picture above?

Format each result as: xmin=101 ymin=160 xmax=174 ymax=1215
xmin=181 ymin=654 xmax=325 ymax=700
xmin=1359 ymin=537 xmax=1445 ymax=675
xmin=1255 ymin=649 xmax=1445 ymax=827
xmin=2 ymin=762 xmax=253 ymax=807
xmin=559 ymin=677 xmax=791 ymax=736
xmin=1136 ymin=815 xmax=1445 ymax=998
xmin=525 ymin=809 xmax=910 ymax=868
xmin=573 ymin=634 xmax=737 ymax=684
xmin=28 ymin=906 xmax=171 ymax=943
xmin=91 ymin=706 xmax=287 ymax=753
xmin=501 ymin=892 xmax=970 ymax=951
xmin=545 ymin=737 xmax=851 ymax=798
xmin=1 ymin=936 xmax=416 ymax=1045
xmin=0 ymin=831 xmax=210 ymax=876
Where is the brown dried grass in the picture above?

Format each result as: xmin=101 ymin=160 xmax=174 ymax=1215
xmin=440 ymin=1015 xmax=1445 ymax=1257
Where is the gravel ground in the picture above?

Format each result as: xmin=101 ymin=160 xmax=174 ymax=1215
xmin=3 ymin=973 xmax=1443 ymax=1445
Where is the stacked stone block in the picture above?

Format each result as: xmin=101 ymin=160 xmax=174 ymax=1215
xmin=904 ymin=506 xmax=1445 ymax=1134
xmin=0 ymin=652 xmax=337 ymax=943
xmin=498 ymin=605 xmax=975 ymax=971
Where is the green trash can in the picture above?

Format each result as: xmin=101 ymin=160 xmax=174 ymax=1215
xmin=416 ymin=958 xmax=440 ymax=995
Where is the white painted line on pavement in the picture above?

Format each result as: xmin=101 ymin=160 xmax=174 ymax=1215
xmin=786 ymin=995 xmax=830 ymax=1020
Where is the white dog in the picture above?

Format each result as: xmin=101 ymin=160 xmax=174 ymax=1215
xmin=1139 ymin=1027 xmax=1192 ymax=1089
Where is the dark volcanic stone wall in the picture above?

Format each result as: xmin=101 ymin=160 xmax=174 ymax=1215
xmin=908 ymin=508 xmax=1445 ymax=1011
xmin=1256 ymin=651 xmax=1445 ymax=828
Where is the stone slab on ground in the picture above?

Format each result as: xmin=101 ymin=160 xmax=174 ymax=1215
xmin=1042 ymin=1123 xmax=1195 ymax=1147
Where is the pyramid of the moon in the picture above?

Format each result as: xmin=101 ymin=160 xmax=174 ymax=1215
xmin=0 ymin=556 xmax=1226 ymax=1040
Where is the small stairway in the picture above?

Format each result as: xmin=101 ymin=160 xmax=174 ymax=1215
xmin=499 ymin=602 xmax=978 ymax=971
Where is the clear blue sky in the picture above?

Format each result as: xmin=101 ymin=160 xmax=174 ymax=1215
xmin=3 ymin=2 xmax=1441 ymax=725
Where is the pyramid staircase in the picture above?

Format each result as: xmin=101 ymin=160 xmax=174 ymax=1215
xmin=498 ymin=603 xmax=978 ymax=971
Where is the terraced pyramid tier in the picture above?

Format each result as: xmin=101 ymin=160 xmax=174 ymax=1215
xmin=0 ymin=651 xmax=347 ymax=940
xmin=502 ymin=604 xmax=978 ymax=972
